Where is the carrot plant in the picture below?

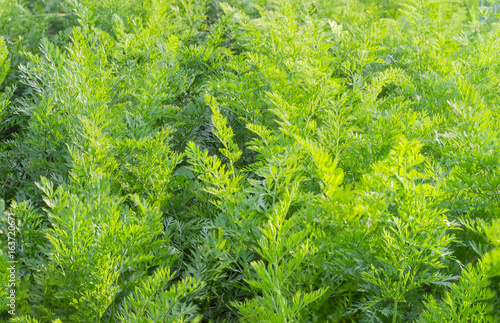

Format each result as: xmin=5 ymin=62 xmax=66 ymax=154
xmin=0 ymin=0 xmax=499 ymax=322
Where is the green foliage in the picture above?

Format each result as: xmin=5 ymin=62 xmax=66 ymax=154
xmin=416 ymin=261 xmax=493 ymax=322
xmin=353 ymin=139 xmax=458 ymax=322
xmin=485 ymin=218 xmax=500 ymax=315
xmin=0 ymin=36 xmax=11 ymax=131
xmin=1 ymin=0 xmax=500 ymax=322
xmin=0 ymin=37 xmax=8 ymax=85
xmin=235 ymin=184 xmax=327 ymax=322
xmin=118 ymin=267 xmax=204 ymax=322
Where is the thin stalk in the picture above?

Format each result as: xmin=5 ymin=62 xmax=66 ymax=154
xmin=392 ymin=300 xmax=398 ymax=323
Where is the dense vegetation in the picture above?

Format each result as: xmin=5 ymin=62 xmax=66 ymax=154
xmin=0 ymin=0 xmax=499 ymax=322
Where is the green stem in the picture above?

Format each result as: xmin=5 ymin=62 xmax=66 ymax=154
xmin=392 ymin=300 xmax=398 ymax=323
xmin=111 ymin=298 xmax=115 ymax=322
